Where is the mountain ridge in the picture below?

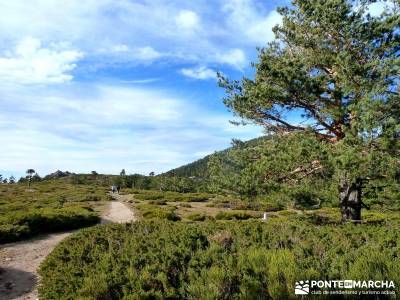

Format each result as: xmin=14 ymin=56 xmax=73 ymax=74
xmin=161 ymin=136 xmax=269 ymax=178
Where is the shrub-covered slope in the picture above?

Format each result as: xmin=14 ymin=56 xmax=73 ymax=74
xmin=161 ymin=136 xmax=269 ymax=178
xmin=0 ymin=181 xmax=110 ymax=243
xmin=39 ymin=219 xmax=400 ymax=299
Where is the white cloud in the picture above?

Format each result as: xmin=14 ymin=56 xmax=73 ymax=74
xmin=0 ymin=37 xmax=83 ymax=85
xmin=0 ymin=0 xmax=276 ymax=176
xmin=0 ymin=83 xmax=262 ymax=176
xmin=121 ymin=78 xmax=159 ymax=84
xmin=134 ymin=46 xmax=163 ymax=60
xmin=97 ymin=44 xmax=163 ymax=65
xmin=0 ymin=0 xmax=281 ymax=71
xmin=222 ymin=0 xmax=281 ymax=45
xmin=180 ymin=66 xmax=216 ymax=80
xmin=111 ymin=44 xmax=130 ymax=52
xmin=216 ymin=48 xmax=247 ymax=69
xmin=245 ymin=10 xmax=282 ymax=44
xmin=175 ymin=10 xmax=200 ymax=30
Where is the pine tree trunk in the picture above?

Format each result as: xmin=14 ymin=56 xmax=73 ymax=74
xmin=339 ymin=178 xmax=362 ymax=222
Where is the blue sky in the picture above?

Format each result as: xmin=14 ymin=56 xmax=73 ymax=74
xmin=0 ymin=0 xmax=388 ymax=179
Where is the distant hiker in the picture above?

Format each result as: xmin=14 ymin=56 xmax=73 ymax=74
xmin=111 ymin=185 xmax=117 ymax=193
xmin=117 ymin=185 xmax=121 ymax=194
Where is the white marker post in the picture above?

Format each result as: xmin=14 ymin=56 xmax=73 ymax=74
xmin=263 ymin=212 xmax=268 ymax=221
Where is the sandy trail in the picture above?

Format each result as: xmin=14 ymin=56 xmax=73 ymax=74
xmin=0 ymin=200 xmax=135 ymax=300
xmin=101 ymin=199 xmax=136 ymax=223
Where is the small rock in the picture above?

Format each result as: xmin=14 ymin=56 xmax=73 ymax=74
xmin=5 ymin=257 xmax=11 ymax=262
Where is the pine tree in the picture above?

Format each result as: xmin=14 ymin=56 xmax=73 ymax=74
xmin=9 ymin=176 xmax=16 ymax=184
xmin=219 ymin=0 xmax=399 ymax=221
xmin=26 ymin=169 xmax=35 ymax=187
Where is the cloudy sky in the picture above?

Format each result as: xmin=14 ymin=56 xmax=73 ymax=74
xmin=0 ymin=0 xmax=387 ymax=178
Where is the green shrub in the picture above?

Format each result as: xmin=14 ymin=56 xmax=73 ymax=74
xmin=0 ymin=224 xmax=30 ymax=242
xmin=148 ymin=199 xmax=167 ymax=205
xmin=0 ymin=207 xmax=99 ymax=243
xmin=212 ymin=202 xmax=232 ymax=208
xmin=83 ymin=194 xmax=101 ymax=201
xmin=277 ymin=210 xmax=298 ymax=216
xmin=301 ymin=208 xmax=341 ymax=225
xmin=136 ymin=193 xmax=165 ymax=200
xmin=39 ymin=220 xmax=400 ymax=299
xmin=142 ymin=210 xmax=181 ymax=221
xmin=362 ymin=211 xmax=386 ymax=224
xmin=215 ymin=211 xmax=256 ymax=220
xmin=0 ymin=181 xmax=108 ymax=242
xmin=137 ymin=204 xmax=181 ymax=221
xmin=131 ymin=190 xmax=212 ymax=202
xmin=187 ymin=213 xmax=208 ymax=221
xmin=232 ymin=201 xmax=284 ymax=212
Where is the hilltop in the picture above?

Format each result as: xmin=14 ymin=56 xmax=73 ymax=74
xmin=161 ymin=136 xmax=270 ymax=178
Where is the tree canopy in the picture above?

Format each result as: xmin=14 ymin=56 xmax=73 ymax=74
xmin=219 ymin=0 xmax=399 ymax=221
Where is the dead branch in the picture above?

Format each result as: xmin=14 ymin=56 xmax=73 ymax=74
xmin=267 ymin=160 xmax=324 ymax=184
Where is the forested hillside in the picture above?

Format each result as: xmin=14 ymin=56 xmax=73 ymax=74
xmin=161 ymin=136 xmax=269 ymax=178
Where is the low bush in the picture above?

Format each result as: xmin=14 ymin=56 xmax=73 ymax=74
xmin=83 ymin=194 xmax=102 ymax=201
xmin=277 ymin=210 xmax=298 ymax=216
xmin=300 ymin=208 xmax=341 ymax=225
xmin=0 ymin=224 xmax=30 ymax=242
xmin=142 ymin=210 xmax=181 ymax=221
xmin=147 ymin=199 xmax=167 ymax=205
xmin=0 ymin=207 xmax=99 ymax=243
xmin=187 ymin=213 xmax=209 ymax=221
xmin=362 ymin=211 xmax=386 ymax=224
xmin=212 ymin=202 xmax=232 ymax=208
xmin=131 ymin=190 xmax=212 ymax=202
xmin=0 ymin=181 xmax=107 ymax=242
xmin=232 ymin=201 xmax=284 ymax=212
xmin=135 ymin=193 xmax=165 ymax=200
xmin=136 ymin=204 xmax=181 ymax=221
xmin=215 ymin=211 xmax=257 ymax=220
xmin=39 ymin=220 xmax=400 ymax=299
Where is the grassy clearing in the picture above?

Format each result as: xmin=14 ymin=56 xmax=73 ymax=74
xmin=39 ymin=219 xmax=400 ymax=299
xmin=0 ymin=181 xmax=110 ymax=243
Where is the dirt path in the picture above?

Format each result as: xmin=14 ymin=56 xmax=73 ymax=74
xmin=101 ymin=199 xmax=136 ymax=223
xmin=0 ymin=200 xmax=135 ymax=300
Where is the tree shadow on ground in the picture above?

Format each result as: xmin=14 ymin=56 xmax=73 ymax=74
xmin=0 ymin=267 xmax=37 ymax=300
